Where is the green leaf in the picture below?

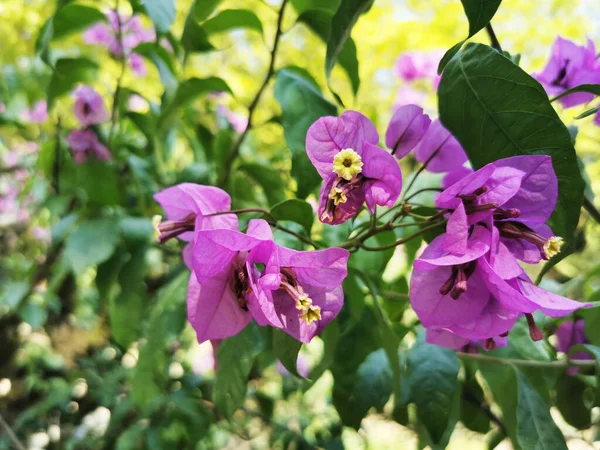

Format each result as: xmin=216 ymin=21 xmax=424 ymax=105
xmin=438 ymin=43 xmax=585 ymax=251
xmin=407 ymin=341 xmax=460 ymax=446
xmin=0 ymin=281 xmax=29 ymax=311
xmin=110 ymin=246 xmax=147 ymax=348
xmin=188 ymin=0 xmax=222 ymax=22
xmin=460 ymin=372 xmax=491 ymax=434
xmin=203 ymin=9 xmax=263 ymax=36
xmin=181 ymin=21 xmax=214 ymax=54
xmin=142 ymin=0 xmax=175 ymax=33
xmin=568 ymin=344 xmax=600 ymax=406
xmin=52 ymin=4 xmax=106 ymax=40
xmin=575 ymin=105 xmax=600 ymax=120
xmin=297 ymin=9 xmax=359 ymax=95
xmin=325 ymin=0 xmax=372 ymax=93
xmin=238 ymin=163 xmax=287 ymax=206
xmin=291 ymin=0 xmax=340 ymax=14
xmin=134 ymin=43 xmax=178 ymax=100
xmin=555 ymin=372 xmax=591 ymax=430
xmin=274 ymin=68 xmax=337 ymax=198
xmin=349 ymin=229 xmax=396 ymax=275
xmin=438 ymin=0 xmax=502 ymax=73
xmin=214 ymin=322 xmax=265 ymax=419
xmin=550 ymin=84 xmax=600 ymax=102
xmin=120 ymin=216 xmax=155 ymax=244
xmin=272 ymin=328 xmax=303 ymax=377
xmin=353 ymin=349 xmax=393 ymax=411
xmin=64 ymin=218 xmax=120 ymax=275
xmin=515 ymin=369 xmax=568 ymax=450
xmin=269 ymin=199 xmax=314 ymax=236
xmin=76 ymin=161 xmax=121 ymax=206
xmin=133 ymin=271 xmax=188 ymax=409
xmin=47 ymin=58 xmax=98 ymax=108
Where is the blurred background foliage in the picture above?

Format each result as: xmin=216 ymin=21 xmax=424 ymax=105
xmin=1 ymin=0 xmax=600 ymax=449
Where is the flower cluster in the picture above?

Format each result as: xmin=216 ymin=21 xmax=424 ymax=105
xmin=84 ymin=11 xmax=155 ymax=77
xmin=67 ymin=86 xmax=111 ymax=164
xmin=154 ymin=184 xmax=349 ymax=344
xmin=393 ymin=50 xmax=442 ymax=110
xmin=410 ymin=156 xmax=589 ymax=350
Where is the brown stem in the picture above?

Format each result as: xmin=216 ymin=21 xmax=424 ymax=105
xmin=218 ymin=0 xmax=289 ymax=187
xmin=357 ymin=220 xmax=447 ymax=251
xmin=485 ymin=23 xmax=502 ymax=52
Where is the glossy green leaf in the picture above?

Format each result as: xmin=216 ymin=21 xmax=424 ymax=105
xmin=47 ymin=58 xmax=98 ymax=108
xmin=269 ymin=199 xmax=314 ymax=235
xmin=297 ymin=9 xmax=359 ymax=95
xmin=214 ymin=322 xmax=265 ymax=419
xmin=181 ymin=20 xmax=214 ymax=54
xmin=238 ymin=163 xmax=287 ymax=206
xmin=515 ymin=369 xmax=568 ymax=450
xmin=325 ymin=0 xmax=372 ymax=93
xmin=203 ymin=9 xmax=263 ymax=36
xmin=274 ymin=68 xmax=337 ymax=198
xmin=407 ymin=341 xmax=460 ymax=446
xmin=64 ymin=218 xmax=120 ymax=275
xmin=353 ymin=349 xmax=393 ymax=411
xmin=272 ymin=328 xmax=303 ymax=378
xmin=438 ymin=0 xmax=502 ymax=73
xmin=438 ymin=43 xmax=585 ymax=250
xmin=550 ymin=84 xmax=600 ymax=102
xmin=142 ymin=0 xmax=176 ymax=33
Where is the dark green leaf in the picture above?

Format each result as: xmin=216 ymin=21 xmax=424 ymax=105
xmin=461 ymin=374 xmax=491 ymax=434
xmin=269 ymin=199 xmax=313 ymax=235
xmin=297 ymin=10 xmax=359 ymax=95
xmin=407 ymin=341 xmax=460 ymax=446
xmin=64 ymin=218 xmax=120 ymax=275
xmin=214 ymin=322 xmax=265 ymax=419
xmin=181 ymin=21 xmax=214 ymax=54
xmin=119 ymin=217 xmax=155 ymax=244
xmin=238 ymin=163 xmax=287 ymax=206
xmin=550 ymin=84 xmax=600 ymax=102
xmin=575 ymin=105 xmax=600 ymax=120
xmin=353 ymin=349 xmax=393 ymax=411
xmin=76 ymin=161 xmax=121 ymax=206
xmin=52 ymin=4 xmax=106 ymax=40
xmin=142 ymin=0 xmax=175 ymax=32
xmin=555 ymin=372 xmax=591 ymax=430
xmin=438 ymin=43 xmax=585 ymax=252
xmin=272 ymin=328 xmax=303 ymax=377
xmin=291 ymin=0 xmax=340 ymax=14
xmin=47 ymin=58 xmax=98 ymax=108
xmin=274 ymin=68 xmax=337 ymax=198
xmin=188 ymin=0 xmax=222 ymax=22
xmin=438 ymin=0 xmax=502 ymax=73
xmin=515 ymin=369 xmax=568 ymax=450
xmin=325 ymin=0 xmax=372 ymax=93
xmin=203 ymin=9 xmax=263 ymax=36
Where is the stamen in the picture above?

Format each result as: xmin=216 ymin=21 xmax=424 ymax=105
xmin=525 ymin=313 xmax=543 ymax=341
xmin=300 ymin=305 xmax=321 ymax=324
xmin=439 ymin=267 xmax=458 ymax=296
xmin=155 ymin=213 xmax=196 ymax=244
xmin=497 ymin=222 xmax=563 ymax=260
xmin=329 ymin=188 xmax=347 ymax=205
xmin=450 ymin=267 xmax=468 ymax=299
xmin=484 ymin=338 xmax=496 ymax=351
xmin=543 ymin=236 xmax=563 ymax=259
xmin=332 ymin=148 xmax=363 ymax=181
xmin=439 ymin=262 xmax=476 ymax=299
xmin=230 ymin=265 xmax=251 ymax=311
xmin=499 ymin=331 xmax=509 ymax=337
xmin=464 ymin=202 xmax=498 ymax=214
xmin=493 ymin=208 xmax=521 ymax=219
xmin=295 ymin=294 xmax=313 ymax=311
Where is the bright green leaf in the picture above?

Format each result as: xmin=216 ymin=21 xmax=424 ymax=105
xmin=52 ymin=4 xmax=106 ymax=40
xmin=142 ymin=0 xmax=175 ymax=33
xmin=64 ymin=218 xmax=120 ymax=275
xmin=203 ymin=9 xmax=263 ymax=36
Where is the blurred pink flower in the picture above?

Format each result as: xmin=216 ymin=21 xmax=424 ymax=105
xmin=73 ymin=86 xmax=110 ymax=127
xmin=67 ymin=129 xmax=112 ymax=164
xmin=127 ymin=94 xmax=147 ymax=112
xmin=31 ymin=226 xmax=51 ymax=244
xmin=22 ymin=100 xmax=48 ymax=123
xmin=0 ymin=103 xmax=5 ymax=114
xmin=216 ymin=105 xmax=248 ymax=133
xmin=392 ymin=85 xmax=427 ymax=111
xmin=394 ymin=50 xmax=443 ymax=84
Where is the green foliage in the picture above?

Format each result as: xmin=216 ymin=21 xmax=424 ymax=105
xmin=141 ymin=0 xmax=176 ymax=33
xmin=64 ymin=217 xmax=120 ymax=275
xmin=47 ymin=58 xmax=98 ymax=108
xmin=269 ymin=199 xmax=314 ymax=235
xmin=203 ymin=9 xmax=264 ymax=36
xmin=272 ymin=328 xmax=303 ymax=377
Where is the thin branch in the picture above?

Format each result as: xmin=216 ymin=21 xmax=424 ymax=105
xmin=53 ymin=116 xmax=62 ymax=194
xmin=457 ymin=351 xmax=595 ymax=370
xmin=0 ymin=414 xmax=26 ymax=450
xmin=404 ymin=187 xmax=443 ymax=203
xmin=485 ymin=23 xmax=502 ymax=52
xmin=270 ymin=222 xmax=321 ymax=248
xmin=218 ymin=0 xmax=289 ymax=187
xmin=357 ymin=221 xmax=446 ymax=251
xmin=108 ymin=1 xmax=127 ymax=148
xmin=402 ymin=148 xmax=441 ymax=200
xmin=583 ymin=196 xmax=600 ymax=224
xmin=0 ymin=165 xmax=25 ymax=175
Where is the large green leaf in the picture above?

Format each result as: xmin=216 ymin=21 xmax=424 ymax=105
xmin=272 ymin=328 xmax=303 ymax=377
xmin=203 ymin=9 xmax=263 ymax=36
xmin=515 ymin=369 xmax=568 ymax=450
xmin=181 ymin=0 xmax=221 ymax=55
xmin=297 ymin=10 xmax=359 ymax=95
xmin=142 ymin=0 xmax=176 ymax=33
xmin=406 ymin=341 xmax=460 ymax=447
xmin=274 ymin=68 xmax=337 ymax=198
xmin=269 ymin=199 xmax=314 ymax=235
xmin=438 ymin=43 xmax=585 ymax=249
xmin=52 ymin=4 xmax=106 ymax=40
xmin=438 ymin=0 xmax=502 ymax=73
xmin=238 ymin=163 xmax=287 ymax=206
xmin=353 ymin=349 xmax=393 ymax=411
xmin=76 ymin=161 xmax=121 ymax=206
xmin=325 ymin=0 xmax=372 ymax=94
xmin=64 ymin=218 xmax=120 ymax=275
xmin=214 ymin=322 xmax=265 ymax=419
xmin=47 ymin=58 xmax=98 ymax=108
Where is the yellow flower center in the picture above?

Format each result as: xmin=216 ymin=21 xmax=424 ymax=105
xmin=544 ymin=236 xmax=563 ymax=259
xmin=300 ymin=305 xmax=322 ymax=325
xmin=295 ymin=294 xmax=313 ymax=311
xmin=328 ymin=187 xmax=347 ymax=205
xmin=332 ymin=148 xmax=363 ymax=181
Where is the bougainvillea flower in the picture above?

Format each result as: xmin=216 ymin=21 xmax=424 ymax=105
xmin=426 ymin=327 xmax=508 ymax=352
xmin=67 ymin=129 xmax=112 ymax=165
xmin=413 ymin=119 xmax=467 ymax=173
xmin=385 ymin=105 xmax=431 ymax=159
xmin=21 ymin=100 xmax=48 ymax=123
xmin=436 ymin=155 xmax=561 ymax=264
xmin=393 ymin=85 xmax=428 ymax=110
xmin=533 ymin=37 xmax=600 ymax=108
xmin=73 ymin=86 xmax=109 ymax=127
xmin=394 ymin=50 xmax=442 ymax=84
xmin=306 ymin=111 xmax=402 ymax=224
xmin=555 ymin=320 xmax=591 ymax=374
xmin=188 ymin=220 xmax=273 ymax=343
xmin=245 ymin=241 xmax=349 ymax=343
xmin=441 ymin=166 xmax=473 ymax=189
xmin=153 ymin=183 xmax=237 ymax=245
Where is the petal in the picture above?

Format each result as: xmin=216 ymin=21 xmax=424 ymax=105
xmin=425 ymin=328 xmax=469 ymax=350
xmin=413 ymin=120 xmax=467 ymax=173
xmin=362 ymin=142 xmax=402 ymax=210
xmin=418 ymin=225 xmax=490 ymax=266
xmin=277 ymin=246 xmax=349 ymax=288
xmin=516 ymin=279 xmax=590 ymax=318
xmin=555 ymin=320 xmax=587 ymax=353
xmin=448 ymin=300 xmax=519 ymax=340
xmin=436 ymin=164 xmax=495 ymax=209
xmin=187 ymin=272 xmax=251 ymax=343
xmin=306 ymin=111 xmax=378 ymax=179
xmin=492 ymin=155 xmax=557 ymax=223
xmin=441 ymin=166 xmax=473 ymax=189
xmin=409 ymin=263 xmax=490 ymax=328
xmin=246 ymin=219 xmax=273 ymax=240
xmin=385 ymin=105 xmax=431 ymax=159
xmin=473 ymin=166 xmax=525 ymax=215
xmin=443 ymin=203 xmax=469 ymax=255
xmin=490 ymin=240 xmax=523 ymax=279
